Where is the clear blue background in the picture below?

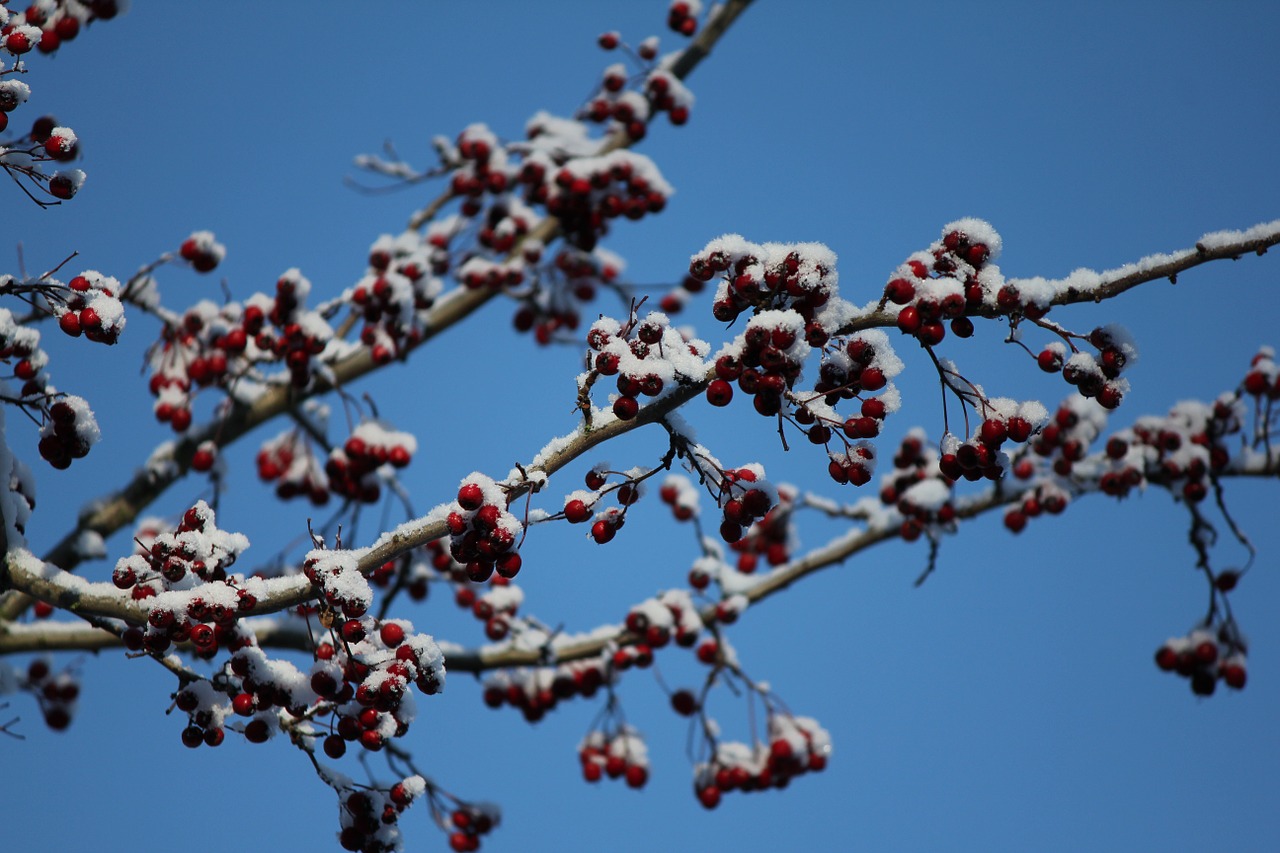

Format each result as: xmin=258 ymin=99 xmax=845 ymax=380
xmin=4 ymin=2 xmax=1279 ymax=851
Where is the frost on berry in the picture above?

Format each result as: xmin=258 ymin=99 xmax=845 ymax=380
xmin=178 ymin=230 xmax=226 ymax=273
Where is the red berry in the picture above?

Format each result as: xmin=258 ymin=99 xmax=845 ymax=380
xmin=706 ymin=379 xmax=733 ymax=407
xmin=379 ymin=622 xmax=405 ymax=647
xmin=457 ymin=482 xmax=484 ymax=510
xmin=5 ymin=31 xmax=33 ymax=55
xmin=613 ymin=395 xmax=639 ymax=420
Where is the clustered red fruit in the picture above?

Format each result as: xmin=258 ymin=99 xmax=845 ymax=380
xmin=583 ymin=49 xmax=694 ymax=136
xmin=826 ymin=444 xmax=876 ymax=487
xmin=326 ymin=421 xmax=416 ymax=503
xmin=938 ymin=404 xmax=1043 ymax=485
xmin=1034 ymin=326 xmax=1133 ymax=411
xmin=885 ymin=221 xmax=1002 ymax=347
xmin=510 ymin=247 xmax=610 ymax=345
xmin=561 ymin=466 xmax=643 ymax=544
xmin=1096 ymin=395 xmax=1239 ymax=504
xmin=353 ymin=234 xmax=437 ymax=363
xmin=2 ymin=1 xmax=117 ymax=60
xmin=525 ymin=146 xmax=673 ymax=252
xmin=147 ymin=266 xmax=335 ymax=431
xmin=37 ymin=395 xmax=98 ymax=470
xmin=55 ymin=271 xmax=124 ymax=343
xmin=0 ymin=304 xmax=54 ymax=400
xmin=447 ymin=475 xmax=523 ymax=583
xmin=670 ymin=452 xmax=781 ymax=548
xmin=692 ymin=714 xmax=831 ymax=810
xmin=335 ymin=785 xmax=419 ymax=853
xmin=444 ymin=804 xmax=499 ymax=852
xmin=707 ymin=311 xmax=809 ymax=416
xmin=579 ymin=727 xmax=651 ymax=789
xmin=692 ymin=239 xmax=838 ymax=338
xmin=1029 ymin=396 xmax=1106 ymax=479
xmin=1241 ymin=346 xmax=1279 ymax=399
xmin=724 ymin=483 xmax=792 ymax=570
xmin=111 ymin=503 xmax=253 ymax=657
xmin=308 ymin=615 xmax=443 ymax=760
xmin=624 ymin=591 xmax=704 ymax=651
xmin=667 ymin=0 xmax=700 ymax=36
xmin=250 ymin=269 xmax=332 ymax=388
xmin=256 ymin=427 xmax=330 ymax=505
xmin=587 ymin=309 xmax=709 ymax=422
xmin=22 ymin=657 xmax=79 ymax=731
xmin=877 ymin=434 xmax=955 ymax=542
xmin=303 ymin=550 xmax=373 ymax=622
xmin=1002 ymin=482 xmax=1069 ymax=534
xmin=1154 ymin=626 xmax=1248 ymax=696
xmin=482 ymin=660 xmax=609 ymax=723
xmin=178 ymin=230 xmax=225 ymax=273
xmin=658 ymin=474 xmax=699 ymax=521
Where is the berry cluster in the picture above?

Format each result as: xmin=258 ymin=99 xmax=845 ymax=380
xmin=1029 ymin=395 xmax=1106 ymax=478
xmin=448 ymin=124 xmax=512 ymax=213
xmin=561 ymin=464 xmax=635 ymax=544
xmin=579 ymin=726 xmax=651 ymax=788
xmin=512 ymin=245 xmax=626 ymax=345
xmin=938 ymin=398 xmax=1046 ymax=484
xmin=1242 ymin=346 xmax=1279 ymax=399
xmin=336 ymin=782 xmax=418 ymax=853
xmin=1 ymin=1 xmax=117 ymax=202
xmin=257 ymin=428 xmax=330 ymax=505
xmin=54 ymin=271 xmax=124 ymax=343
xmin=1154 ymin=626 xmax=1247 ymax=696
xmin=303 ymin=550 xmax=374 ymax=621
xmin=1002 ymin=482 xmax=1068 ymax=534
xmin=624 ymin=590 xmax=704 ymax=650
xmin=667 ymin=0 xmax=701 ymax=36
xmin=585 ymin=47 xmax=694 ymax=134
xmin=447 ymin=474 xmax=524 ymax=582
xmin=36 ymin=394 xmax=99 ymax=469
xmin=587 ymin=309 xmax=710 ymax=421
xmin=326 ymin=421 xmax=416 ymax=504
xmin=443 ymin=803 xmax=499 ymax=853
xmin=719 ymin=473 xmax=785 ymax=560
xmin=657 ymin=473 xmax=699 ymax=521
xmin=111 ymin=503 xmax=253 ymax=656
xmin=1098 ymin=396 xmax=1239 ymax=503
xmin=520 ymin=148 xmax=673 ymax=252
xmin=459 ymin=577 xmax=523 ymax=642
xmin=1 ymin=305 xmax=51 ymax=398
xmin=310 ymin=615 xmax=444 ymax=756
xmin=691 ymin=237 xmax=843 ymax=337
xmin=886 ymin=219 xmax=1004 ymax=345
xmin=177 ymin=230 xmax=225 ymax=273
xmin=22 ymin=657 xmax=79 ymax=731
xmin=692 ymin=715 xmax=831 ymax=809
xmin=1035 ymin=325 xmax=1136 ymax=410
xmin=706 ymin=310 xmax=809 ymax=415
xmin=482 ymin=659 xmax=609 ymax=723
xmin=810 ymin=330 xmax=898 ymax=420
xmin=367 ymin=230 xmax=445 ymax=304
xmin=245 ymin=269 xmax=334 ymax=388
xmin=1 ymin=1 xmax=118 ymax=57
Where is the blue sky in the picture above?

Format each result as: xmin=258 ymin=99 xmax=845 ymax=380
xmin=4 ymin=2 xmax=1280 ymax=851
